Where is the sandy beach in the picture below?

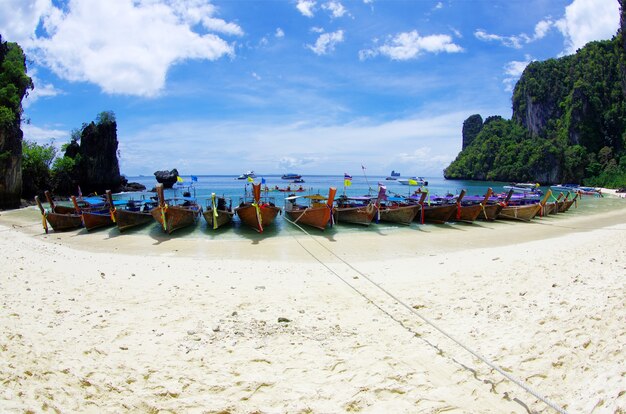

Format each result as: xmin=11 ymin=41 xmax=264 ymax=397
xmin=1 ymin=199 xmax=625 ymax=413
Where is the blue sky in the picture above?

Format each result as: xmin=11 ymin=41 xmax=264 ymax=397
xmin=0 ymin=0 xmax=620 ymax=177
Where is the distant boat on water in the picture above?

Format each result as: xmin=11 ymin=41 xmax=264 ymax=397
xmin=503 ymin=183 xmax=542 ymax=194
xmin=397 ymin=177 xmax=428 ymax=186
xmin=281 ymin=173 xmax=302 ymax=180
xmin=385 ymin=170 xmax=401 ymax=180
xmin=237 ymin=170 xmax=256 ymax=180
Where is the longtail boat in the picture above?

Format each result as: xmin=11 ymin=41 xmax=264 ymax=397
xmin=284 ymin=187 xmax=337 ymax=230
xmin=35 ymin=191 xmax=83 ymax=233
xmin=203 ymin=193 xmax=234 ymax=230
xmin=475 ymin=189 xmax=514 ymax=221
xmin=559 ymin=191 xmax=579 ymax=212
xmin=235 ymin=182 xmax=281 ymax=232
xmin=456 ymin=188 xmax=493 ymax=222
xmin=71 ymin=195 xmax=114 ymax=231
xmin=150 ymin=183 xmax=202 ymax=234
xmin=498 ymin=190 xmax=552 ymax=221
xmin=334 ymin=186 xmax=385 ymax=226
xmin=416 ymin=190 xmax=466 ymax=224
xmin=544 ymin=192 xmax=564 ymax=215
xmin=378 ymin=192 xmax=424 ymax=225
xmin=106 ymin=190 xmax=155 ymax=232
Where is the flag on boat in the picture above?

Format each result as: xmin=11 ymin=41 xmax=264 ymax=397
xmin=177 ymin=176 xmax=184 ymax=183
xmin=261 ymin=177 xmax=266 ymax=184
xmin=191 ymin=175 xmax=198 ymax=182
xmin=247 ymin=176 xmax=254 ymax=182
xmin=344 ymin=173 xmax=352 ymax=180
xmin=77 ymin=185 xmax=83 ymax=198
xmin=408 ymin=178 xmax=418 ymax=185
xmin=344 ymin=179 xmax=352 ymax=187
xmin=361 ymin=164 xmax=366 ymax=170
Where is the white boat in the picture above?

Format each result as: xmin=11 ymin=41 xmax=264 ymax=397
xmin=397 ymin=176 xmax=428 ymax=186
xmin=236 ymin=170 xmax=256 ymax=180
xmin=504 ymin=183 xmax=541 ymax=194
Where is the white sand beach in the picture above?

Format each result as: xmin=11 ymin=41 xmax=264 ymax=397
xmin=0 ymin=200 xmax=625 ymax=413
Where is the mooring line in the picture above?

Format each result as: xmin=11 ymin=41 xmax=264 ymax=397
xmin=283 ymin=217 xmax=569 ymax=414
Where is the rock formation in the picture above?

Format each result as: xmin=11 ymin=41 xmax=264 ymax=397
xmin=0 ymin=38 xmax=32 ymax=209
xmin=61 ymin=112 xmax=124 ymax=195
xmin=154 ymin=169 xmax=179 ymax=188
xmin=461 ymin=114 xmax=483 ymax=150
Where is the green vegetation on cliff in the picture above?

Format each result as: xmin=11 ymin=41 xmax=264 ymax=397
xmin=0 ymin=37 xmax=32 ymax=128
xmin=445 ymin=33 xmax=626 ymax=188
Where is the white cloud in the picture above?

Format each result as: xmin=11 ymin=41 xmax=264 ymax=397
xmin=22 ymin=123 xmax=68 ymax=147
xmin=278 ymin=156 xmax=318 ymax=169
xmin=118 ymin=110 xmax=468 ymax=176
xmin=252 ymin=72 xmax=261 ymax=80
xmin=322 ymin=1 xmax=347 ymax=18
xmin=200 ymin=17 xmax=244 ymax=36
xmin=474 ymin=29 xmax=524 ymax=49
xmin=532 ymin=19 xmax=553 ymax=41
xmin=475 ymin=19 xmax=555 ymax=49
xmin=434 ymin=2 xmax=443 ymax=10
xmin=311 ymin=26 xmax=325 ymax=34
xmin=307 ymin=30 xmax=345 ymax=55
xmin=360 ymin=30 xmax=462 ymax=61
xmin=0 ymin=0 xmax=52 ymax=46
xmin=8 ymin=0 xmax=239 ymax=97
xmin=275 ymin=28 xmax=285 ymax=38
xmin=503 ymin=55 xmax=533 ymax=92
xmin=296 ymin=0 xmax=316 ymax=17
xmin=23 ymin=69 xmax=62 ymax=108
xmin=556 ymin=0 xmax=620 ymax=54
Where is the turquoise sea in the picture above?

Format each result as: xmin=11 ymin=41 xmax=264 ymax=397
xmin=98 ymin=174 xmax=621 ymax=240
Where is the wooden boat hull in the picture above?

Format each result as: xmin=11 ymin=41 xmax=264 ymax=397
xmin=45 ymin=211 xmax=83 ymax=232
xmin=285 ymin=206 xmax=333 ymax=230
xmin=203 ymin=208 xmax=234 ymax=229
xmin=114 ymin=209 xmax=154 ymax=232
xmin=560 ymin=199 xmax=576 ymax=212
xmin=151 ymin=205 xmax=201 ymax=234
xmin=236 ymin=204 xmax=280 ymax=232
xmin=82 ymin=209 xmax=115 ymax=231
xmin=420 ymin=204 xmax=457 ymax=224
xmin=378 ymin=205 xmax=420 ymax=225
xmin=476 ymin=204 xmax=503 ymax=221
xmin=498 ymin=204 xmax=541 ymax=221
xmin=544 ymin=202 xmax=557 ymax=215
xmin=334 ymin=205 xmax=376 ymax=226
xmin=456 ymin=204 xmax=483 ymax=222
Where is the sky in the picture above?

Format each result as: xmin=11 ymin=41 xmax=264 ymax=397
xmin=0 ymin=0 xmax=621 ymax=177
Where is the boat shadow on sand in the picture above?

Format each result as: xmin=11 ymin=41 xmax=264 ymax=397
xmin=236 ymin=221 xmax=281 ymax=245
xmin=147 ymin=223 xmax=199 ymax=245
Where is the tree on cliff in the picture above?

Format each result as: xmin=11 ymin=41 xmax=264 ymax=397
xmin=0 ymin=35 xmax=33 ymax=208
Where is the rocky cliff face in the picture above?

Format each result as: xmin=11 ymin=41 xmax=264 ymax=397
xmin=0 ymin=39 xmax=32 ymax=209
xmin=66 ymin=118 xmax=124 ymax=195
xmin=0 ymin=125 xmax=23 ymax=208
xmin=461 ymin=114 xmax=483 ymax=150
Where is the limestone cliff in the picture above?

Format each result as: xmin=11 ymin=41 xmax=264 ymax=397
xmin=62 ymin=112 xmax=124 ymax=195
xmin=446 ymin=1 xmax=626 ymax=187
xmin=0 ymin=37 xmax=32 ymax=208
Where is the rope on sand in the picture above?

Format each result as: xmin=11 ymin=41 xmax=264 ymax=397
xmin=283 ymin=217 xmax=569 ymax=414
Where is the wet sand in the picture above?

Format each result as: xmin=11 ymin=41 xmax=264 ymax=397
xmin=0 ymin=198 xmax=624 ymax=413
